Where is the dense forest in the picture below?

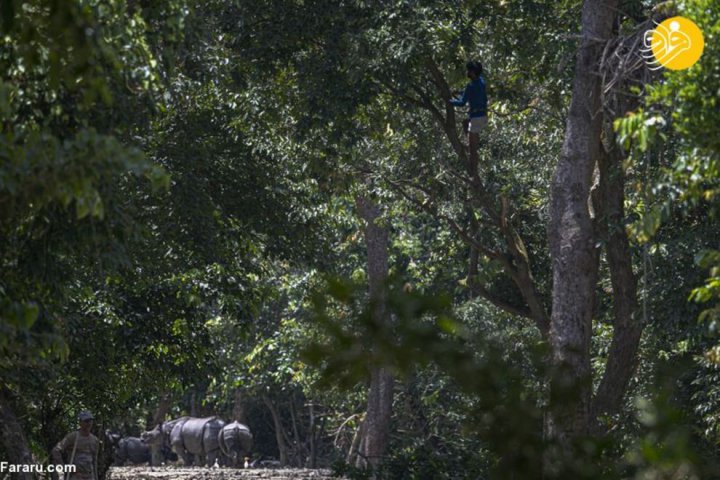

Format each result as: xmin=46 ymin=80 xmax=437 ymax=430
xmin=1 ymin=0 xmax=720 ymax=478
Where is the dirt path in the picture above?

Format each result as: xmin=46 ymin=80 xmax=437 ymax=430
xmin=107 ymin=466 xmax=341 ymax=480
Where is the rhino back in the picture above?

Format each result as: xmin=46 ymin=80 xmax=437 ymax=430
xmin=201 ymin=418 xmax=225 ymax=453
xmin=163 ymin=416 xmax=190 ymax=437
xmin=179 ymin=417 xmax=219 ymax=455
xmin=125 ymin=437 xmax=150 ymax=464
xmin=169 ymin=419 xmax=188 ymax=452
xmin=114 ymin=439 xmax=128 ymax=465
xmin=221 ymin=422 xmax=253 ymax=454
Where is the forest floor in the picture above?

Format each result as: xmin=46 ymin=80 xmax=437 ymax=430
xmin=107 ymin=466 xmax=342 ymax=480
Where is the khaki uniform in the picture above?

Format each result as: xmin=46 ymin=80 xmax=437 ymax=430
xmin=52 ymin=430 xmax=99 ymax=480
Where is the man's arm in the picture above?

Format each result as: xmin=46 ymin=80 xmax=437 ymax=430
xmin=50 ymin=432 xmax=77 ymax=480
xmin=93 ymin=439 xmax=99 ymax=480
xmin=51 ymin=432 xmax=73 ymax=464
xmin=449 ymin=84 xmax=469 ymax=106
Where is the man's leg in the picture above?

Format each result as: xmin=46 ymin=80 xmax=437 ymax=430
xmin=468 ymin=131 xmax=480 ymax=179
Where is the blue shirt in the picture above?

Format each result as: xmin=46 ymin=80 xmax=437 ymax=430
xmin=450 ymin=76 xmax=487 ymax=118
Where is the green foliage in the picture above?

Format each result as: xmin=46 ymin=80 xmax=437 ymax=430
xmin=306 ymin=278 xmax=544 ymax=477
xmin=616 ymin=4 xmax=720 ymax=229
xmin=308 ymin=277 xmax=720 ymax=478
xmin=0 ymin=0 xmax=172 ymax=367
xmin=613 ymin=6 xmax=720 ymax=447
xmin=3 ymin=0 xmax=720 ymax=477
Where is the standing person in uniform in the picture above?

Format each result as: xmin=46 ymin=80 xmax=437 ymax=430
xmin=449 ymin=60 xmax=488 ymax=175
xmin=51 ymin=411 xmax=99 ymax=480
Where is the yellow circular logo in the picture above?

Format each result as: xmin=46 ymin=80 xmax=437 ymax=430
xmin=644 ymin=16 xmax=704 ymax=70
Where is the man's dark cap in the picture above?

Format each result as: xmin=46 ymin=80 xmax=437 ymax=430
xmin=466 ymin=60 xmax=483 ymax=75
xmin=78 ymin=411 xmax=94 ymax=421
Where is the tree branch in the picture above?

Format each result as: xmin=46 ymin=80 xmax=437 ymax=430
xmin=397 ymin=69 xmax=551 ymax=331
xmin=590 ymin=117 xmax=642 ymax=429
xmin=468 ymin=282 xmax=534 ymax=319
xmin=388 ymin=178 xmax=544 ymax=324
xmin=374 ymin=58 xmax=551 ymax=335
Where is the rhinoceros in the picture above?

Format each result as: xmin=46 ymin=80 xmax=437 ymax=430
xmin=141 ymin=417 xmax=188 ymax=466
xmin=101 ymin=431 xmax=122 ymax=474
xmin=113 ymin=437 xmax=151 ymax=465
xmin=217 ymin=421 xmax=253 ymax=467
xmin=143 ymin=416 xmax=225 ymax=467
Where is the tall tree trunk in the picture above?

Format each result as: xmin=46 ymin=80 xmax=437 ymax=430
xmin=359 ymin=367 xmax=394 ymax=470
xmin=152 ymin=391 xmax=172 ymax=426
xmin=356 ymin=195 xmax=394 ymax=472
xmin=308 ymin=403 xmax=316 ymax=469
xmin=346 ymin=417 xmax=365 ymax=466
xmin=263 ymin=395 xmax=289 ymax=466
xmin=547 ymin=0 xmax=618 ymax=444
xmin=189 ymin=390 xmax=198 ymax=417
xmin=289 ymin=396 xmax=304 ymax=465
xmin=0 ymin=386 xmax=33 ymax=480
xmin=149 ymin=392 xmax=172 ymax=466
xmin=232 ymin=389 xmax=248 ymax=424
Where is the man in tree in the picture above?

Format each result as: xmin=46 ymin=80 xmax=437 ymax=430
xmin=450 ymin=60 xmax=488 ymax=170
xmin=51 ymin=411 xmax=99 ymax=480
